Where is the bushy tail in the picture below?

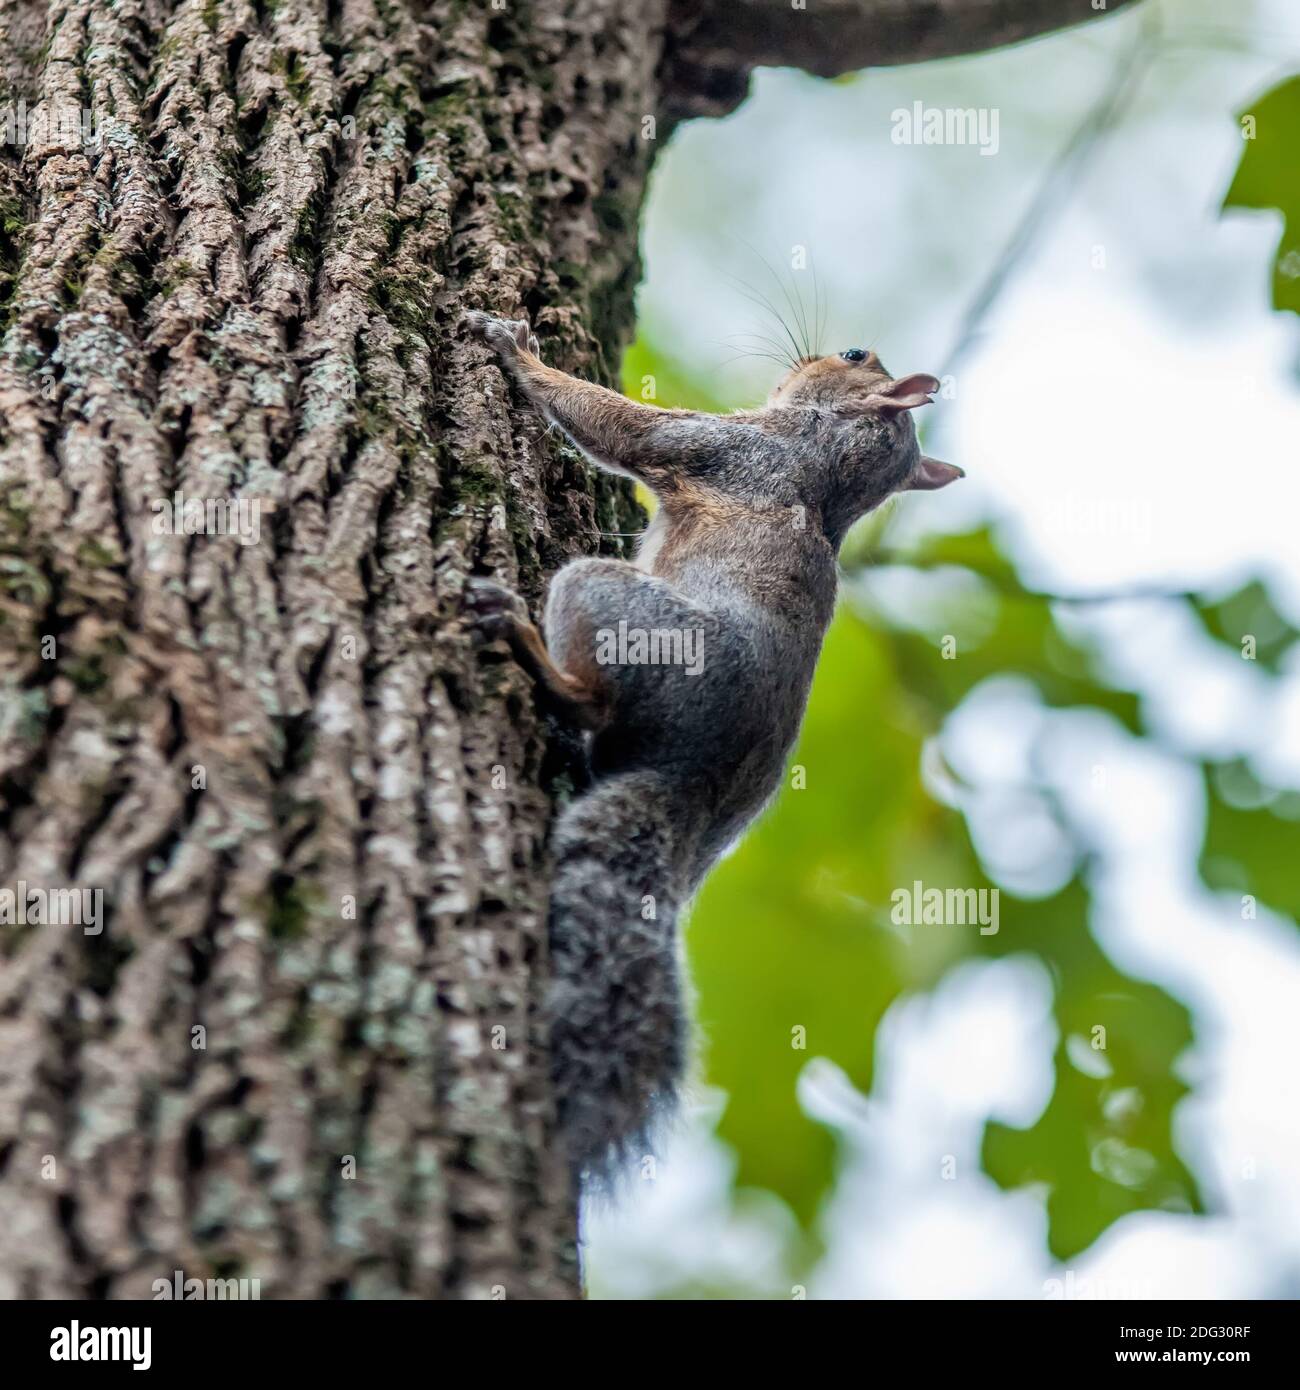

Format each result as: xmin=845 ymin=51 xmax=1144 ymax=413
xmin=547 ymin=770 xmax=687 ymax=1187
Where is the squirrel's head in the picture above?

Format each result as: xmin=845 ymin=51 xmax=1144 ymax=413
xmin=766 ymin=348 xmax=963 ymax=539
xmin=768 ymin=348 xmax=934 ymax=414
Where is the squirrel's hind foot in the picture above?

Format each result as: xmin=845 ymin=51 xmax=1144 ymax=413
xmin=465 ymin=576 xmax=529 ymax=641
xmin=465 ymin=577 xmax=609 ymax=731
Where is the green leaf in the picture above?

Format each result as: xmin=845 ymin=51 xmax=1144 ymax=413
xmin=1192 ymin=579 xmax=1299 ymax=673
xmin=1223 ymin=76 xmax=1300 ymax=315
xmin=1199 ymin=762 xmax=1300 ymax=922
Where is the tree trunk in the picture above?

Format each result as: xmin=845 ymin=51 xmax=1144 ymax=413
xmin=0 ymin=0 xmax=657 ymax=1302
xmin=0 ymin=0 xmax=1129 ymax=1299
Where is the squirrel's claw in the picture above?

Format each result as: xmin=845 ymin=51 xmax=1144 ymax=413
xmin=465 ymin=576 xmax=529 ymax=640
xmin=515 ymin=319 xmax=540 ymax=355
xmin=463 ymin=309 xmax=539 ymax=358
xmin=462 ymin=308 xmax=492 ymax=339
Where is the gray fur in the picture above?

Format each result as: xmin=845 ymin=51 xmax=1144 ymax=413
xmin=463 ymin=311 xmax=960 ymax=1184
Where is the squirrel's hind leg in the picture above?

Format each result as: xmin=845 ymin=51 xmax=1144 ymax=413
xmin=466 ymin=577 xmax=609 ymax=731
xmin=544 ymin=556 xmax=710 ymax=672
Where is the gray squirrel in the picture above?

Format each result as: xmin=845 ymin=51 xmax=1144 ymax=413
xmin=463 ymin=309 xmax=962 ymax=1186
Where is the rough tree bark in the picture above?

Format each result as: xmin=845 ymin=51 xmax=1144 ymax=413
xmin=0 ymin=0 xmax=1129 ymax=1299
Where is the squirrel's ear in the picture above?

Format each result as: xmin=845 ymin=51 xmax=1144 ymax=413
xmin=862 ymin=372 xmax=941 ymax=416
xmin=904 ymin=455 xmax=965 ymax=491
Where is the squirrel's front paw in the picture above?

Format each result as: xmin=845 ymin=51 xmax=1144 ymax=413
xmin=463 ymin=310 xmax=540 ymax=359
xmin=465 ymin=576 xmax=529 ymax=641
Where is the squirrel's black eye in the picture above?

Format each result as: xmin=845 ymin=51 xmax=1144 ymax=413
xmin=841 ymin=348 xmax=867 ymax=363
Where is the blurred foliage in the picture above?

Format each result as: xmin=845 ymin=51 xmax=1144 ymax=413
xmin=622 ymin=330 xmax=1298 ymax=1271
xmin=1224 ymin=75 xmax=1300 ymax=316
xmin=603 ymin=52 xmax=1300 ymax=1286
xmin=1198 ymin=72 xmax=1300 ymax=935
xmin=688 ymin=552 xmax=1206 ymax=1262
xmin=1193 ymin=578 xmax=1300 ymax=673
xmin=1199 ymin=761 xmax=1300 ymax=922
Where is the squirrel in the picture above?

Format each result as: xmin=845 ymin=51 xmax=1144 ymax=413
xmin=463 ymin=309 xmax=962 ymax=1187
